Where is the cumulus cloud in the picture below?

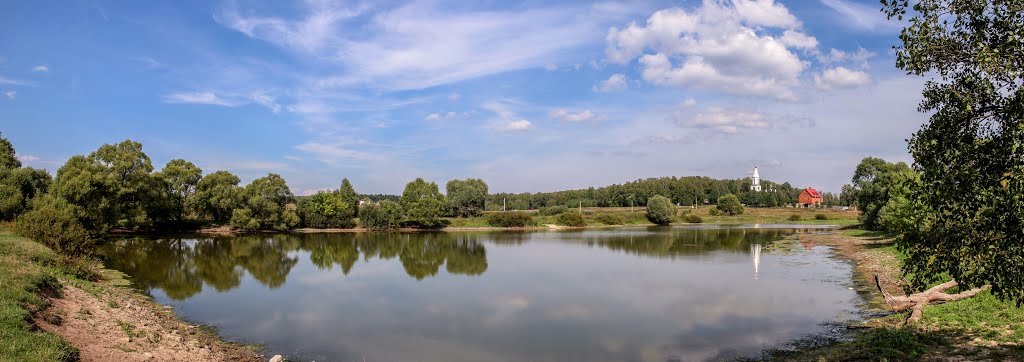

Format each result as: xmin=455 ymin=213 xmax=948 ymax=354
xmin=162 ymin=92 xmax=240 ymax=106
xmin=498 ymin=119 xmax=533 ymax=132
xmin=669 ymin=106 xmax=815 ymax=136
xmin=592 ymin=73 xmax=628 ymax=93
xmin=31 ymin=65 xmax=49 ymax=72
xmin=425 ymin=111 xmax=458 ymax=121
xmin=605 ymin=1 xmax=814 ymax=100
xmin=814 ymin=67 xmax=872 ymax=90
xmin=483 ymin=100 xmax=534 ymax=132
xmin=3 ymin=91 xmax=14 ymax=99
xmin=549 ymin=108 xmax=601 ymax=122
xmin=816 ymin=47 xmax=874 ymax=67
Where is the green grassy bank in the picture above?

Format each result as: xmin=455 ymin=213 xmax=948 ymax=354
xmin=443 ymin=206 xmax=860 ymax=229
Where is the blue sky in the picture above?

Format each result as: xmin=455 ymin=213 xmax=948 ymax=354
xmin=0 ymin=0 xmax=927 ymax=195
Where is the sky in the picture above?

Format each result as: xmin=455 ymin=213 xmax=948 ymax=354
xmin=0 ymin=0 xmax=928 ymax=195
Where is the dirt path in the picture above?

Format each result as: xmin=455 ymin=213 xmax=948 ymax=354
xmin=35 ymin=281 xmax=262 ymax=362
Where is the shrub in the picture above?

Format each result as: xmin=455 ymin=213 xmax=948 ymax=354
xmin=717 ymin=194 xmax=744 ymax=215
xmin=708 ymin=207 xmax=721 ymax=216
xmin=486 ymin=211 xmax=535 ymax=227
xmin=789 ymin=214 xmax=802 ymax=221
xmin=15 ymin=205 xmax=94 ymax=257
xmin=359 ymin=200 xmax=403 ymax=230
xmin=298 ymin=191 xmax=356 ymax=229
xmin=538 ymin=205 xmax=569 ymax=216
xmin=645 ymin=195 xmax=675 ymax=225
xmin=683 ymin=214 xmax=703 ymax=223
xmin=815 ymin=213 xmax=829 ymax=220
xmin=555 ymin=212 xmax=586 ymax=227
xmin=593 ymin=213 xmax=624 ymax=225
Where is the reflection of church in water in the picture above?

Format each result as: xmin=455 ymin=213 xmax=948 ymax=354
xmin=751 ymin=243 xmax=761 ymax=280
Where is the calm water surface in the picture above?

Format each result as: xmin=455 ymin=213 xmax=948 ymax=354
xmin=99 ymin=225 xmax=862 ymax=362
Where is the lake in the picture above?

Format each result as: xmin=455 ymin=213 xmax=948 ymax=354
xmin=98 ymin=225 xmax=863 ymax=362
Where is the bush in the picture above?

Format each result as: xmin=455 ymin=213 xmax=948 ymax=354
xmin=15 ymin=206 xmax=94 ymax=257
xmin=717 ymin=194 xmax=744 ymax=215
xmin=359 ymin=200 xmax=403 ymax=230
xmin=593 ymin=213 xmax=624 ymax=225
xmin=298 ymin=191 xmax=356 ymax=229
xmin=645 ymin=195 xmax=675 ymax=225
xmin=555 ymin=212 xmax=586 ymax=227
xmin=538 ymin=205 xmax=569 ymax=216
xmin=683 ymin=214 xmax=703 ymax=223
xmin=815 ymin=213 xmax=829 ymax=220
xmin=708 ymin=207 xmax=721 ymax=216
xmin=486 ymin=211 xmax=535 ymax=227
xmin=789 ymin=214 xmax=802 ymax=221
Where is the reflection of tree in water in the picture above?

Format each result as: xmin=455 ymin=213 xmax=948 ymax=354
xmin=100 ymin=232 xmax=490 ymax=296
xmin=576 ymin=228 xmax=801 ymax=258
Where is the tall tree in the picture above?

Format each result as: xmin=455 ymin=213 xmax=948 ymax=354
xmin=194 ymin=171 xmax=243 ymax=223
xmin=883 ymin=0 xmax=1024 ymax=304
xmin=337 ymin=178 xmax=359 ymax=219
xmin=400 ymin=178 xmax=445 ymax=228
xmin=446 ymin=178 xmax=488 ymax=217
xmin=851 ymin=157 xmax=914 ymax=230
xmin=157 ymin=159 xmax=202 ymax=221
xmin=231 ymin=173 xmax=299 ymax=231
xmin=0 ymin=132 xmax=21 ymax=169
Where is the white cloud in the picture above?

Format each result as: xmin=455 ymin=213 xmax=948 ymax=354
xmin=295 ymin=141 xmax=375 ymax=163
xmin=605 ymin=1 xmax=811 ymax=100
xmin=15 ymin=154 xmax=39 ymax=162
xmin=218 ymin=2 xmax=618 ymax=90
xmin=425 ymin=111 xmax=458 ymax=121
xmin=448 ymin=93 xmax=461 ymax=101
xmin=814 ymin=67 xmax=872 ymax=90
xmin=0 ymin=76 xmax=33 ymax=86
xmin=669 ymin=106 xmax=814 ymax=136
xmin=681 ymin=98 xmax=697 ymax=107
xmin=250 ymin=93 xmax=281 ymax=113
xmin=592 ymin=73 xmax=628 ymax=93
xmin=820 ymin=0 xmax=903 ymax=32
xmin=31 ymin=65 xmax=49 ymax=72
xmin=498 ymin=119 xmax=533 ymax=132
xmin=816 ymin=47 xmax=874 ymax=67
xmin=3 ymin=91 xmax=14 ymax=99
xmin=549 ymin=108 xmax=601 ymax=122
xmin=162 ymin=92 xmax=240 ymax=106
xmin=284 ymin=155 xmax=303 ymax=161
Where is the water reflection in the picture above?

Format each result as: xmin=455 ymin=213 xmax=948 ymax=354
xmin=98 ymin=225 xmax=857 ymax=362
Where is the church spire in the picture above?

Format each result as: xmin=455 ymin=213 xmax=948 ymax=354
xmin=750 ymin=165 xmax=762 ymax=192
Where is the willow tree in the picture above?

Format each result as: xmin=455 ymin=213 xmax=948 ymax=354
xmin=882 ymin=0 xmax=1024 ymax=309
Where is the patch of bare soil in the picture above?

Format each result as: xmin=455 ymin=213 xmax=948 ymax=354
xmin=35 ymin=281 xmax=261 ymax=362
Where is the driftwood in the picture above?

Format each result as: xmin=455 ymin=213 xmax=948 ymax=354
xmin=874 ymin=275 xmax=991 ymax=323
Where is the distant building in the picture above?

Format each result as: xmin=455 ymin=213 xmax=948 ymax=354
xmin=750 ymin=166 xmax=761 ymax=192
xmin=798 ymin=188 xmax=824 ymax=207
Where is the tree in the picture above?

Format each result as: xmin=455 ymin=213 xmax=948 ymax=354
xmin=194 ymin=171 xmax=243 ymax=223
xmin=880 ymin=0 xmax=1024 ymax=308
xmin=717 ymin=194 xmax=744 ymax=215
xmin=298 ymin=191 xmax=354 ymax=228
xmin=645 ymin=195 xmax=675 ymax=225
xmin=156 ymin=159 xmax=202 ymax=221
xmin=231 ymin=173 xmax=299 ymax=231
xmin=0 ymin=132 xmax=21 ymax=169
xmin=337 ymin=178 xmax=359 ymax=220
xmin=15 ymin=196 xmax=93 ymax=257
xmin=839 ymin=184 xmax=858 ymax=207
xmin=359 ymin=200 xmax=403 ymax=229
xmin=399 ymin=178 xmax=446 ymax=228
xmin=850 ymin=157 xmax=915 ymax=230
xmin=446 ymin=178 xmax=488 ymax=217
xmin=0 ymin=165 xmax=52 ymax=220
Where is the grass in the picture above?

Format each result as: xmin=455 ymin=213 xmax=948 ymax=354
xmin=0 ymin=227 xmax=79 ymax=361
xmin=444 ymin=206 xmax=857 ymax=229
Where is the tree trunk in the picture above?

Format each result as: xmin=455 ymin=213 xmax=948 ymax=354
xmin=874 ymin=275 xmax=990 ymax=323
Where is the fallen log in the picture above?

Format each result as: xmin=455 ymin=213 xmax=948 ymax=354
xmin=874 ymin=275 xmax=991 ymax=323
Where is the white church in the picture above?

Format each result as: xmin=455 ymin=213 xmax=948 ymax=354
xmin=750 ymin=166 xmax=762 ymax=192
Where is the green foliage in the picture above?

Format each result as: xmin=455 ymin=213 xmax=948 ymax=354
xmin=0 ymin=167 xmax=52 ymax=221
xmin=788 ymin=214 xmax=801 ymax=221
xmin=682 ymin=214 xmax=703 ymax=223
xmin=0 ymin=132 xmax=21 ymax=169
xmin=230 ymin=174 xmax=299 ymax=231
xmin=850 ymin=157 xmax=915 ymax=230
xmin=359 ymin=200 xmax=403 ymax=230
xmin=399 ymin=178 xmax=446 ymax=229
xmin=155 ymin=159 xmax=202 ymax=221
xmin=337 ymin=178 xmax=359 ymax=221
xmin=814 ymin=213 xmax=828 ymax=220
xmin=594 ymin=213 xmax=624 ymax=225
xmin=486 ymin=211 xmax=535 ymax=227
xmin=882 ymin=0 xmax=1024 ymax=303
xmin=446 ymin=178 xmax=488 ymax=217
xmin=645 ymin=195 xmax=675 ymax=225
xmin=538 ymin=205 xmax=569 ymax=216
xmin=14 ymin=200 xmax=94 ymax=257
xmin=717 ymin=194 xmax=744 ymax=215
xmin=194 ymin=170 xmax=243 ymax=223
xmin=555 ymin=212 xmax=586 ymax=227
xmin=298 ymin=191 xmax=355 ymax=229
xmin=708 ymin=207 xmax=721 ymax=216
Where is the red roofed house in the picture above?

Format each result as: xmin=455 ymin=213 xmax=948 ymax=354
xmin=798 ymin=188 xmax=824 ymax=207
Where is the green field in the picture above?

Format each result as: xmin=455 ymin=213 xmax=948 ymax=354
xmin=444 ymin=206 xmax=860 ymax=228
